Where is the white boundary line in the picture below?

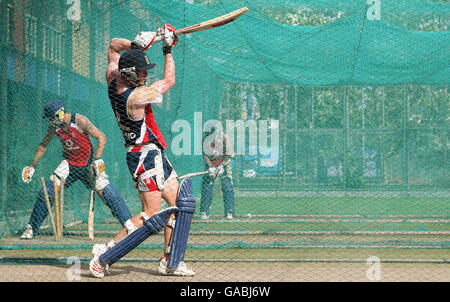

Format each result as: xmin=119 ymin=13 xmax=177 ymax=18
xmin=0 ymin=257 xmax=447 ymax=264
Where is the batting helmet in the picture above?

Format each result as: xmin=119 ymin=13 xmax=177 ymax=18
xmin=43 ymin=100 xmax=65 ymax=128
xmin=118 ymin=49 xmax=156 ymax=86
xmin=43 ymin=100 xmax=64 ymax=120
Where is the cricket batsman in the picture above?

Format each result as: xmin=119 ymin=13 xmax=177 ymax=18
xmin=89 ymin=24 xmax=195 ymax=277
xmin=20 ymin=100 xmax=132 ymax=239
xmin=200 ymin=127 xmax=235 ymax=219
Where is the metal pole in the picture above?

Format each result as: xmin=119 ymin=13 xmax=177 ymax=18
xmin=294 ymin=86 xmax=298 ymax=180
xmin=381 ymin=87 xmax=385 ymax=185
xmin=88 ymin=0 xmax=96 ymax=117
xmin=64 ymin=1 xmax=73 ymax=109
xmin=343 ymin=86 xmax=350 ymax=190
xmin=0 ymin=0 xmax=10 ymax=227
xmin=361 ymin=90 xmax=366 ymax=176
xmin=283 ymin=86 xmax=287 ymax=186
xmin=403 ymin=86 xmax=409 ymax=191
xmin=36 ymin=0 xmax=45 ymax=135
xmin=311 ymin=87 xmax=316 ymax=184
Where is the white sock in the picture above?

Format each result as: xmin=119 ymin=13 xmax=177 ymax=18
xmin=106 ymin=240 xmax=116 ymax=249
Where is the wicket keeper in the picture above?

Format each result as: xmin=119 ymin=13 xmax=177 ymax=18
xmin=20 ymin=100 xmax=132 ymax=239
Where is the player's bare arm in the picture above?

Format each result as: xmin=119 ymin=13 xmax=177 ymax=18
xmin=21 ymin=126 xmax=55 ymax=183
xmin=131 ymin=53 xmax=175 ymax=102
xmin=31 ymin=126 xmax=56 ymax=167
xmin=154 ymin=52 xmax=176 ymax=95
xmin=106 ymin=38 xmax=132 ymax=85
xmin=127 ymin=54 xmax=175 ymax=119
xmin=127 ymin=84 xmax=163 ymax=119
xmin=76 ymin=114 xmax=106 ymax=159
xmin=127 ymin=28 xmax=177 ymax=120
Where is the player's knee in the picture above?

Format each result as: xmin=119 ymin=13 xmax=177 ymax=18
xmin=221 ymin=177 xmax=234 ymax=192
xmin=222 ymin=185 xmax=232 ymax=193
xmin=201 ymin=181 xmax=213 ymax=192
xmin=124 ymin=211 xmax=153 ymax=234
xmin=124 ymin=219 xmax=138 ymax=234
xmin=140 ymin=210 xmax=155 ymax=220
xmin=124 ymin=213 xmax=147 ymax=234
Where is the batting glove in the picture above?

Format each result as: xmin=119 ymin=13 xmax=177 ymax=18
xmin=208 ymin=166 xmax=218 ymax=178
xmin=158 ymin=24 xmax=177 ymax=55
xmin=21 ymin=166 xmax=35 ymax=184
xmin=132 ymin=31 xmax=160 ymax=51
xmin=91 ymin=158 xmax=106 ymax=176
xmin=216 ymin=165 xmax=225 ymax=177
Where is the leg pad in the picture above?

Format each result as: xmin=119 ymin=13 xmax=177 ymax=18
xmin=168 ymin=178 xmax=196 ymax=270
xmin=99 ymin=206 xmax=177 ymax=266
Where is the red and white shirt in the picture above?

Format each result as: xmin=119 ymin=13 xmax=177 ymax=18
xmin=55 ymin=114 xmax=93 ymax=166
xmin=108 ymin=79 xmax=167 ymax=151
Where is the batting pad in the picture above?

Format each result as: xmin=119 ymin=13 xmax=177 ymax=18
xmin=99 ymin=206 xmax=177 ymax=265
xmin=168 ymin=178 xmax=196 ymax=270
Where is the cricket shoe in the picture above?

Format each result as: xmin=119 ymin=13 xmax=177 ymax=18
xmin=20 ymin=225 xmax=33 ymax=239
xmin=158 ymin=258 xmax=195 ymax=276
xmin=89 ymin=244 xmax=109 ymax=278
xmin=157 ymin=257 xmax=168 ymax=274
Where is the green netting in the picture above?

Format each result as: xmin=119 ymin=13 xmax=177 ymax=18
xmin=140 ymin=0 xmax=450 ymax=85
xmin=0 ymin=0 xmax=448 ymax=258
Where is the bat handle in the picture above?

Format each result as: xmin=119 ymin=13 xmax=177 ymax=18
xmin=152 ymin=31 xmax=181 ymax=44
xmin=154 ymin=34 xmax=164 ymax=43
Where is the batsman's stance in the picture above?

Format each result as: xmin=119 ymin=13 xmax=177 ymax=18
xmin=20 ymin=100 xmax=132 ymax=239
xmin=89 ymin=24 xmax=195 ymax=277
xmin=200 ymin=127 xmax=235 ymax=220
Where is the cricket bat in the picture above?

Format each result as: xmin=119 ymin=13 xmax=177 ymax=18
xmin=179 ymin=171 xmax=209 ymax=180
xmin=174 ymin=7 xmax=248 ymax=36
xmin=88 ymin=190 xmax=94 ymax=240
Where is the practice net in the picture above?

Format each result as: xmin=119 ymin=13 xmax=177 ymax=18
xmin=0 ymin=0 xmax=448 ymax=267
